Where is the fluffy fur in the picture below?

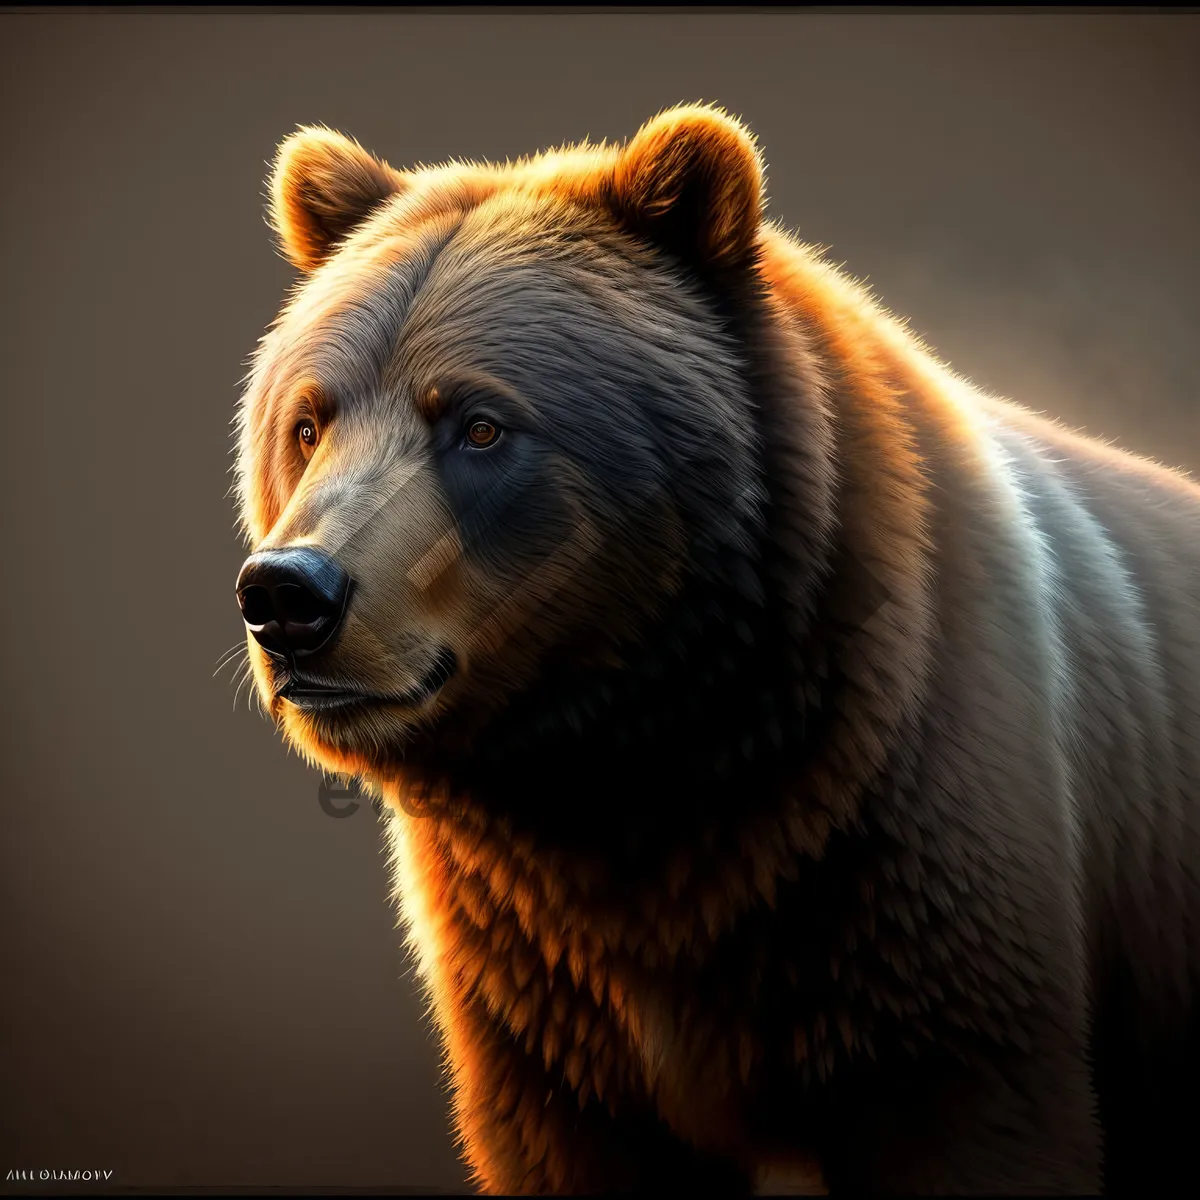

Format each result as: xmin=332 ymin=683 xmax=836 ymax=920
xmin=234 ymin=104 xmax=1200 ymax=1195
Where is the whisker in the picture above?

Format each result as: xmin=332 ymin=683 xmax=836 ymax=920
xmin=213 ymin=640 xmax=249 ymax=677
xmin=215 ymin=655 xmax=246 ymax=681
xmin=232 ymin=659 xmax=254 ymax=712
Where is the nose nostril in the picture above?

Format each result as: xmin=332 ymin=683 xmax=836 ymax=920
xmin=276 ymin=583 xmax=327 ymax=625
xmin=236 ymin=546 xmax=352 ymax=657
xmin=239 ymin=586 xmax=275 ymax=627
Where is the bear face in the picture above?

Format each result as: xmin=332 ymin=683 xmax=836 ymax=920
xmin=235 ymin=108 xmax=827 ymax=801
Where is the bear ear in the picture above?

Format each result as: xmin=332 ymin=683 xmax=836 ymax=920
xmin=609 ymin=104 xmax=766 ymax=271
xmin=268 ymin=126 xmax=408 ymax=272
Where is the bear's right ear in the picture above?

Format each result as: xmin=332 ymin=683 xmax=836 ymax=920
xmin=608 ymin=104 xmax=766 ymax=272
xmin=268 ymin=126 xmax=408 ymax=272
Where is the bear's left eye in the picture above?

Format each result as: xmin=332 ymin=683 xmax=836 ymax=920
xmin=465 ymin=417 xmax=501 ymax=449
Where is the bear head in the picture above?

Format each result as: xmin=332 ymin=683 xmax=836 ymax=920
xmin=234 ymin=105 xmax=836 ymax=827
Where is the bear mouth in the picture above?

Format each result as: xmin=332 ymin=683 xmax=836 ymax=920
xmin=277 ymin=647 xmax=458 ymax=713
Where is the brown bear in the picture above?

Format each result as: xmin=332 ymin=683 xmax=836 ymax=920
xmin=232 ymin=104 xmax=1200 ymax=1195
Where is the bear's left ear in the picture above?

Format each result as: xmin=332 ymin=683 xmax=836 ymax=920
xmin=268 ymin=126 xmax=408 ymax=272
xmin=609 ymin=104 xmax=766 ymax=271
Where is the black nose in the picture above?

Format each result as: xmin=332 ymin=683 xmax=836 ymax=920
xmin=236 ymin=547 xmax=352 ymax=660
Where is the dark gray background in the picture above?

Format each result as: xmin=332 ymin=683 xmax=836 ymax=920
xmin=1 ymin=8 xmax=1196 ymax=1194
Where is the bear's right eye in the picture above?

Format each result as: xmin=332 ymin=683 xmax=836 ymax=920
xmin=296 ymin=418 xmax=320 ymax=461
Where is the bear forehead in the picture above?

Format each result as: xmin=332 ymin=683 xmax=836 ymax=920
xmin=252 ymin=161 xmax=684 ymax=419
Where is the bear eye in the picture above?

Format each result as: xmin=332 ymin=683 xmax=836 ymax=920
xmin=465 ymin=417 xmax=501 ymax=449
xmin=296 ymin=417 xmax=320 ymax=460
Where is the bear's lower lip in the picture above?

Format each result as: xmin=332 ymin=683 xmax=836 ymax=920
xmin=277 ymin=648 xmax=457 ymax=713
xmin=277 ymin=685 xmax=384 ymax=712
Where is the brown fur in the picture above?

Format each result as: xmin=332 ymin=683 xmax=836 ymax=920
xmin=235 ymin=105 xmax=1200 ymax=1194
